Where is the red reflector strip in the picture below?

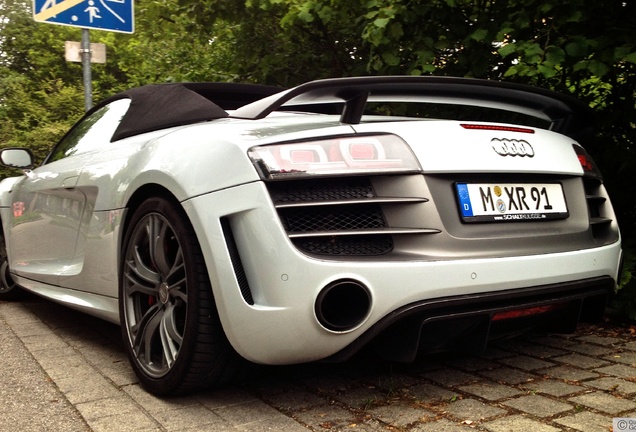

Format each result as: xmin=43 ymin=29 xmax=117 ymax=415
xmin=461 ymin=124 xmax=535 ymax=134
xmin=577 ymin=154 xmax=594 ymax=172
xmin=491 ymin=304 xmax=564 ymax=321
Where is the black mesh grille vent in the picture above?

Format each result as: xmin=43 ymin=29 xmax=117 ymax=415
xmin=282 ymin=205 xmax=386 ymax=232
xmin=266 ymin=176 xmax=432 ymax=257
xmin=293 ymin=235 xmax=393 ymax=255
xmin=270 ymin=177 xmax=376 ymax=204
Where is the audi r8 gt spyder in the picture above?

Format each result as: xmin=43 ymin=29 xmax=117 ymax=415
xmin=0 ymin=76 xmax=622 ymax=396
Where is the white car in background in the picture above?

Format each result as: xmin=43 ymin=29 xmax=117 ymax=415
xmin=0 ymin=76 xmax=622 ymax=395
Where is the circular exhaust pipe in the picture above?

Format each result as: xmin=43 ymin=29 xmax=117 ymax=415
xmin=315 ymin=279 xmax=371 ymax=332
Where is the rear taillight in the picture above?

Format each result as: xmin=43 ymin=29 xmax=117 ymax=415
xmin=248 ymin=134 xmax=421 ymax=180
xmin=573 ymin=144 xmax=602 ymax=180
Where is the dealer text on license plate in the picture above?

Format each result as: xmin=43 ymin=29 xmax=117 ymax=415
xmin=456 ymin=183 xmax=568 ymax=222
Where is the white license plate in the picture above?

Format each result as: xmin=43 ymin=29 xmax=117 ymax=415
xmin=456 ymin=183 xmax=568 ymax=222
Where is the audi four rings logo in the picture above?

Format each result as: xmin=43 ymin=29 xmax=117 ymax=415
xmin=491 ymin=138 xmax=535 ymax=157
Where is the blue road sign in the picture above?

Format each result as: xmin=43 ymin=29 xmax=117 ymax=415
xmin=33 ymin=0 xmax=134 ymax=33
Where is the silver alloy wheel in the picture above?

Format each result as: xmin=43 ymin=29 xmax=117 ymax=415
xmin=122 ymin=212 xmax=187 ymax=378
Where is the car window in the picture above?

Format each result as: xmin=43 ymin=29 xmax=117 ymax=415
xmin=46 ymin=98 xmax=131 ymax=164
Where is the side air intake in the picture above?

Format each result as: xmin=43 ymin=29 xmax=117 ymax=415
xmin=220 ymin=218 xmax=254 ymax=305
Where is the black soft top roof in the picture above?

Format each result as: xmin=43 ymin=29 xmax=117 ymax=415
xmin=95 ymin=82 xmax=283 ymax=141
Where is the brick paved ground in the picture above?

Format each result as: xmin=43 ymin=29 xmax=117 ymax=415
xmin=1 ymin=293 xmax=635 ymax=432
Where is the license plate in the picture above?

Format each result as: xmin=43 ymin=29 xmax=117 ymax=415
xmin=456 ymin=183 xmax=568 ymax=222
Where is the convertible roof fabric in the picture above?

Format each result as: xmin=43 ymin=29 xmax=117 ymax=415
xmin=96 ymin=82 xmax=282 ymax=142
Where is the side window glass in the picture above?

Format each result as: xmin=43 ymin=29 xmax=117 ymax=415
xmin=46 ymin=98 xmax=131 ymax=163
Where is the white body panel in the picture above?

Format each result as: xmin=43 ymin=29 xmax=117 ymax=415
xmin=351 ymin=122 xmax=584 ymax=175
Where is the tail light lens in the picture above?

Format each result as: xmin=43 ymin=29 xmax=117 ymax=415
xmin=573 ymin=144 xmax=602 ymax=180
xmin=249 ymin=134 xmax=421 ymax=180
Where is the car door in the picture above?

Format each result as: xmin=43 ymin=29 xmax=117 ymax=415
xmin=8 ymin=99 xmax=131 ymax=286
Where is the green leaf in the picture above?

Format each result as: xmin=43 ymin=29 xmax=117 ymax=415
xmin=498 ymin=43 xmax=517 ymax=58
xmin=613 ymin=47 xmax=631 ymax=61
xmin=496 ymin=26 xmax=515 ymax=41
xmin=545 ymin=46 xmax=565 ymax=64
xmin=588 ymin=60 xmax=610 ymax=77
xmin=371 ymin=57 xmax=384 ymax=71
xmin=469 ymin=28 xmax=489 ymax=42
xmin=317 ymin=6 xmax=334 ymax=23
xmin=503 ymin=65 xmax=520 ymax=77
xmin=416 ymin=49 xmax=435 ymax=63
xmin=389 ymin=22 xmax=404 ymax=39
xmin=297 ymin=9 xmax=314 ymax=23
xmin=365 ymin=27 xmax=385 ymax=46
xmin=382 ymin=51 xmax=401 ymax=66
xmin=374 ymin=17 xmax=390 ymax=28
xmin=624 ymin=52 xmax=636 ymax=64
xmin=573 ymin=60 xmax=589 ymax=72
xmin=421 ymin=63 xmax=437 ymax=73
xmin=523 ymin=43 xmax=544 ymax=57
xmin=538 ymin=64 xmax=557 ymax=78
xmin=566 ymin=39 xmax=589 ymax=57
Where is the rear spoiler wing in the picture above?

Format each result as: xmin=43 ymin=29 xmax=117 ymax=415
xmin=232 ymin=76 xmax=594 ymax=143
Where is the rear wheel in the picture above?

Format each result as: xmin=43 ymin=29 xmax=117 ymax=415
xmin=0 ymin=233 xmax=21 ymax=301
xmin=120 ymin=197 xmax=239 ymax=395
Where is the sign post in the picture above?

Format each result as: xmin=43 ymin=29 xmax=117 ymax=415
xmin=32 ymin=0 xmax=134 ymax=110
xmin=81 ymin=29 xmax=92 ymax=111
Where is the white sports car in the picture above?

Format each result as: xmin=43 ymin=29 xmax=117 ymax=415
xmin=0 ymin=76 xmax=622 ymax=395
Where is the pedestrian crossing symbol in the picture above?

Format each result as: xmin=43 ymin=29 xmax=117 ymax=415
xmin=33 ymin=0 xmax=134 ymax=33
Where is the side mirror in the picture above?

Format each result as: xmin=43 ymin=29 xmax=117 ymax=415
xmin=0 ymin=148 xmax=34 ymax=170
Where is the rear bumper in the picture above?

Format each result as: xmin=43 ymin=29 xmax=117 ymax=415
xmin=326 ymin=276 xmax=614 ymax=363
xmin=184 ymin=182 xmax=622 ymax=365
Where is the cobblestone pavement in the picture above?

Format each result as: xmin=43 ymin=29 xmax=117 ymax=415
xmin=1 ymin=293 xmax=636 ymax=432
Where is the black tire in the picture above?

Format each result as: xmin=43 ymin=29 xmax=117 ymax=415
xmin=0 ymin=232 xmax=22 ymax=301
xmin=120 ymin=196 xmax=240 ymax=395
